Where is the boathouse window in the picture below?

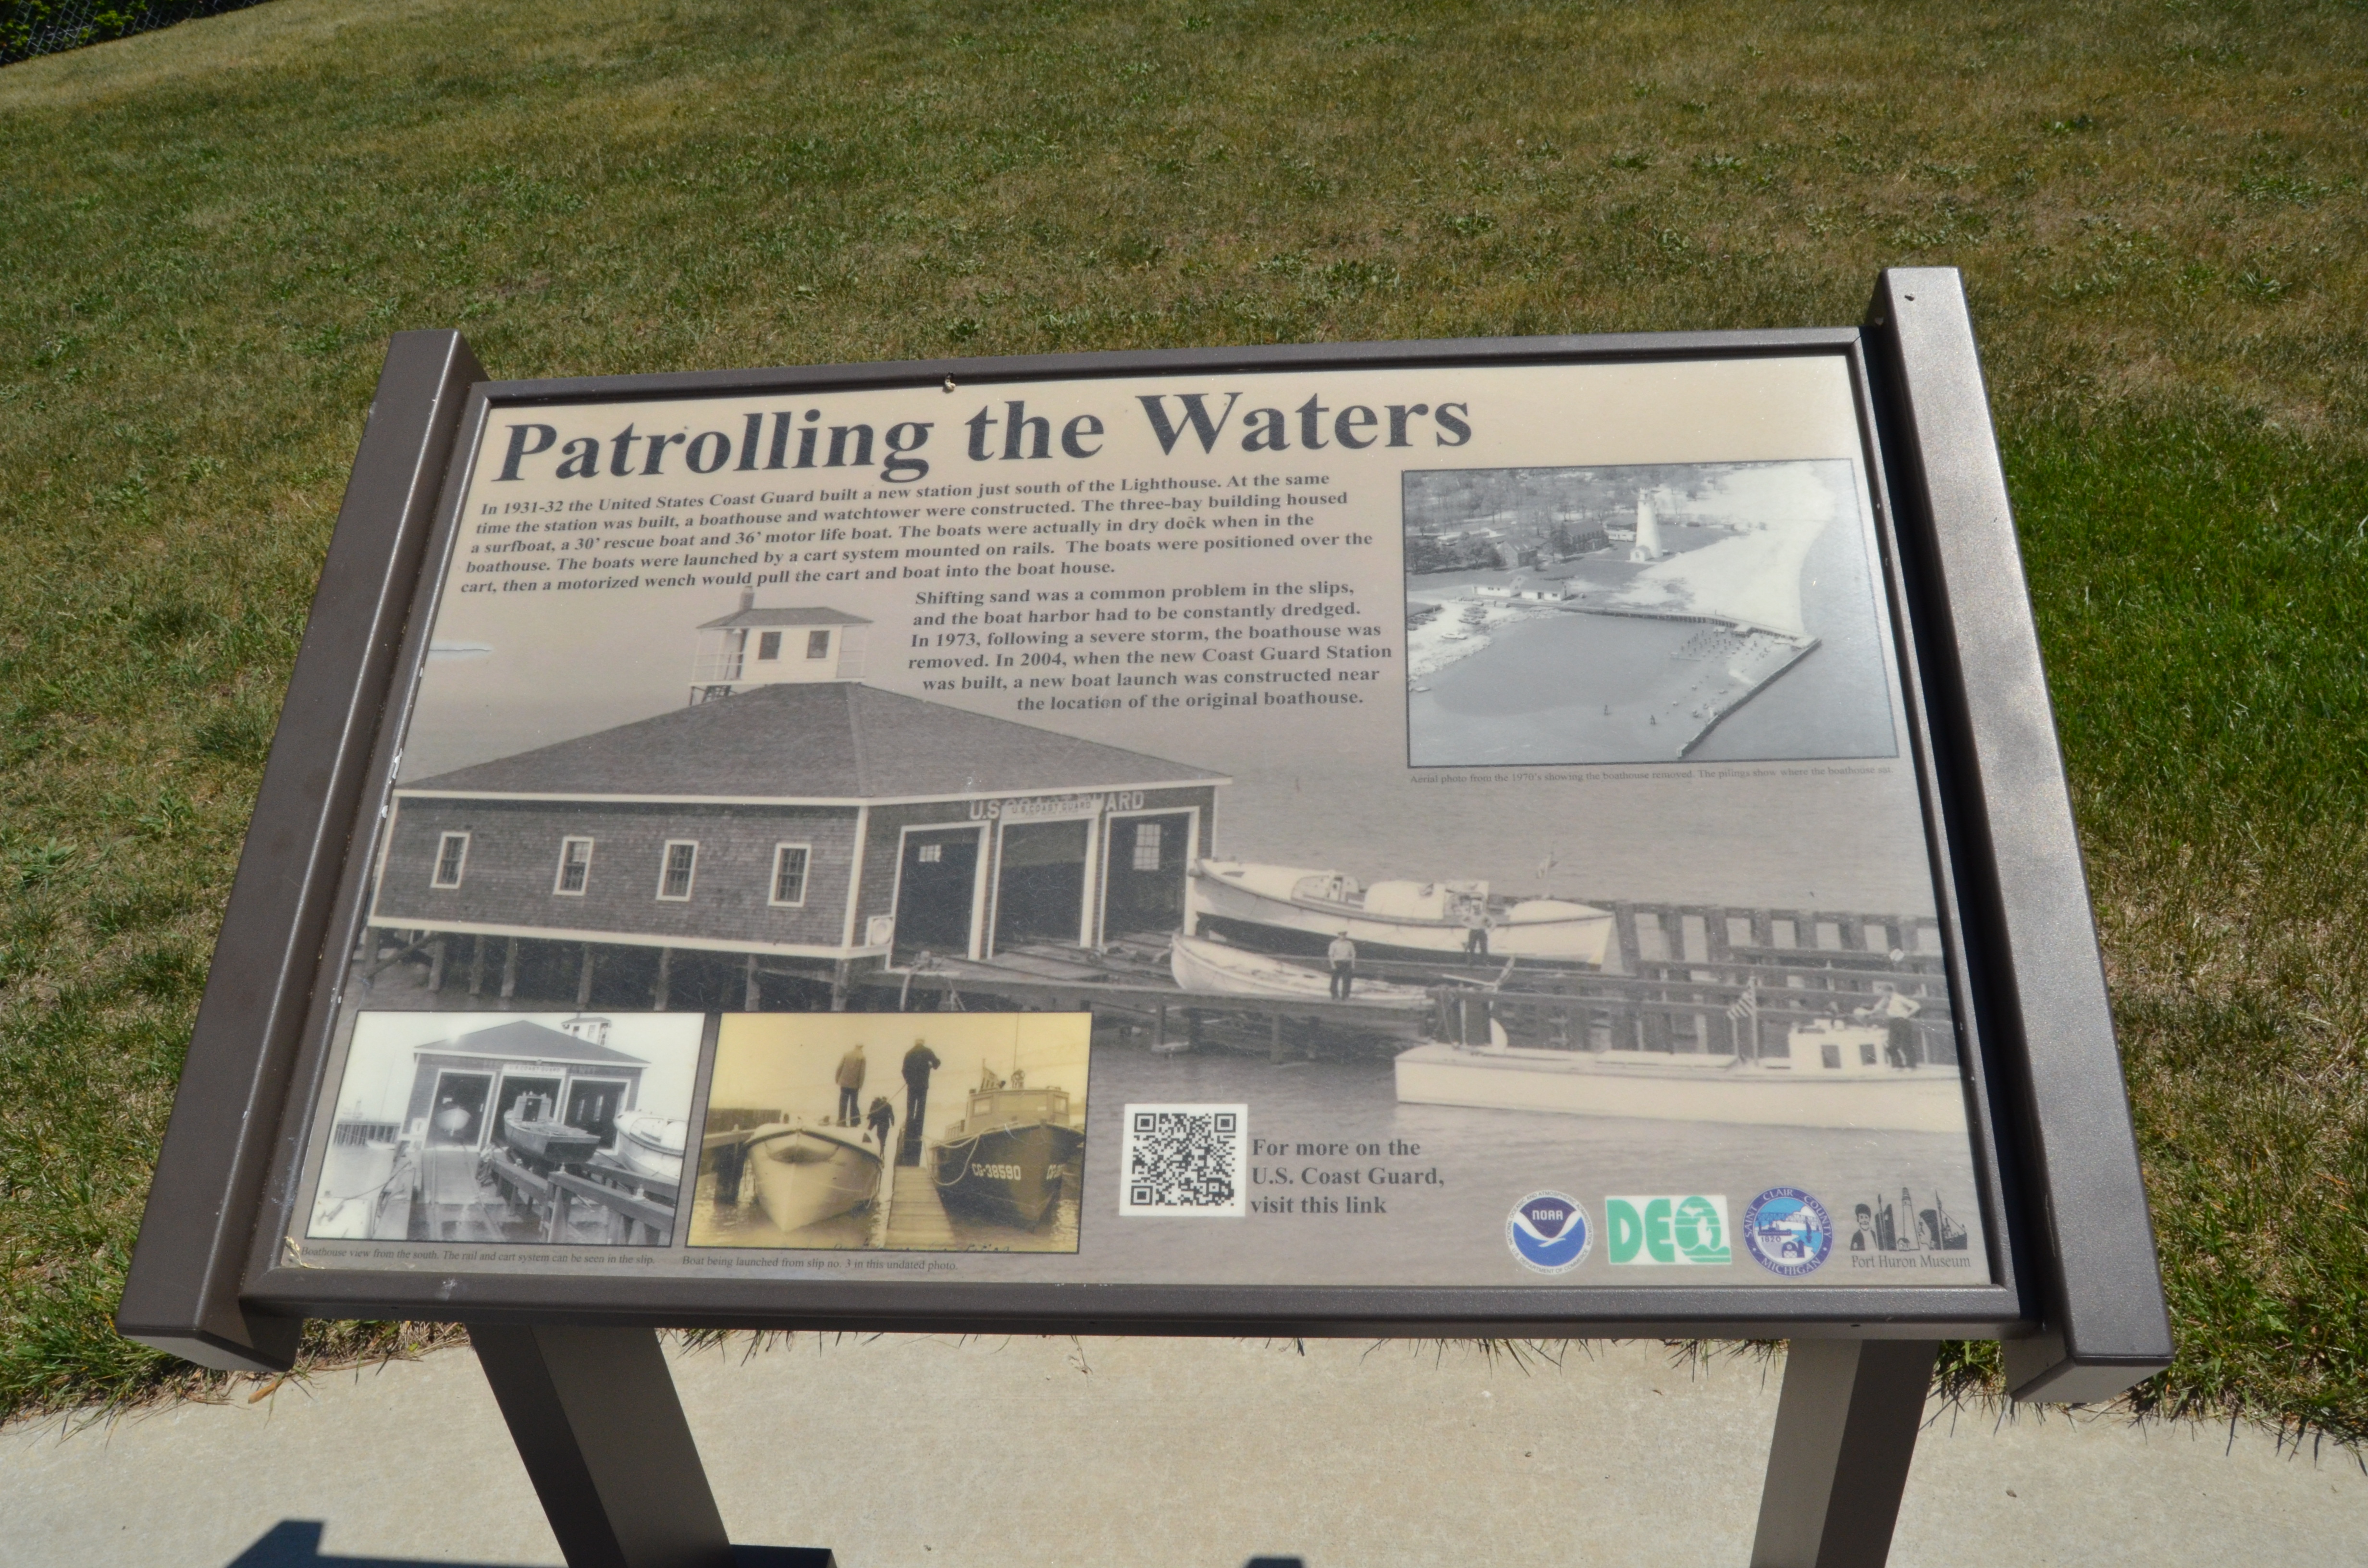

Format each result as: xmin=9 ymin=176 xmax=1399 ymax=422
xmin=918 ymin=843 xmax=943 ymax=864
xmin=769 ymin=844 xmax=811 ymax=906
xmin=432 ymin=832 xmax=469 ymax=889
xmin=806 ymin=629 xmax=831 ymax=660
xmin=554 ymin=836 xmax=594 ymax=895
xmin=657 ymin=841 xmax=699 ymax=901
xmin=757 ymin=631 xmax=782 ymax=661
xmin=1131 ymin=822 xmax=1162 ymax=872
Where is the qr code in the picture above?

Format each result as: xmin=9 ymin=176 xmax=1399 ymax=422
xmin=1119 ymin=1103 xmax=1247 ymax=1218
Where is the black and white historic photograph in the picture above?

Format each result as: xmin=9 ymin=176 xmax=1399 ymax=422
xmin=1402 ymin=460 xmax=1897 ymax=767
xmin=305 ymin=1011 xmax=700 ymax=1247
xmin=690 ymin=1012 xmax=1090 ymax=1252
xmin=356 ymin=587 xmax=1225 ymax=1017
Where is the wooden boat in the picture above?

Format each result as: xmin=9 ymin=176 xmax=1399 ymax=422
xmin=1169 ymin=931 xmax=1432 ymax=1010
xmin=1394 ymin=1028 xmax=1965 ymax=1133
xmin=607 ymin=1110 xmax=686 ymax=1186
xmin=931 ymin=1070 xmax=1084 ymax=1228
xmin=743 ymin=1121 xmax=881 ymax=1234
xmin=1187 ymin=859 xmax=1613 ymax=966
xmin=500 ymin=1094 xmax=603 ymax=1168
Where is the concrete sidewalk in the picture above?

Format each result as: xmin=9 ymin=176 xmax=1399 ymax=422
xmin=5 ymin=1336 xmax=2362 ymax=1567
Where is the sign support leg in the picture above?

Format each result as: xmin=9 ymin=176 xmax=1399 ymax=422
xmin=1749 ymin=1338 xmax=1937 ymax=1568
xmin=472 ymin=1323 xmax=735 ymax=1568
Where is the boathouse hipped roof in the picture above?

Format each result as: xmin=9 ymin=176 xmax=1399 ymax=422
xmin=404 ymin=683 xmax=1229 ymax=801
xmin=697 ymin=605 xmax=872 ymax=630
xmin=416 ymin=1019 xmax=650 ymax=1067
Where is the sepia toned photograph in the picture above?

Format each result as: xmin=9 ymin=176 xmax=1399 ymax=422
xmin=691 ymin=1012 xmax=1090 ymax=1252
xmin=306 ymin=1011 xmax=700 ymax=1247
xmin=1402 ymin=460 xmax=1898 ymax=767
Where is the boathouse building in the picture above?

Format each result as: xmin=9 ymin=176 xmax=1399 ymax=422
xmin=337 ymin=1017 xmax=654 ymax=1158
xmin=368 ymin=601 xmax=1229 ymax=1006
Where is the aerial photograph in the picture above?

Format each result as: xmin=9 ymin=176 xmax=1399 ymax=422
xmin=1403 ymin=460 xmax=1897 ymax=767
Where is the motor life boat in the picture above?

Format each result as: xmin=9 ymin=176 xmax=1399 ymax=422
xmin=1168 ymin=931 xmax=1435 ymax=1010
xmin=930 ymin=1068 xmax=1085 ymax=1228
xmin=499 ymin=1094 xmax=604 ymax=1170
xmin=1393 ymin=1017 xmax=1965 ymax=1134
xmin=742 ymin=1120 xmax=882 ymax=1235
xmin=1187 ymin=859 xmax=1614 ymax=967
xmin=603 ymin=1110 xmax=687 ymax=1186
xmin=1168 ymin=932 xmax=1512 ymax=1047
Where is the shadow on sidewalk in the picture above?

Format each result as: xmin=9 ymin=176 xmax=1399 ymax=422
xmin=227 ymin=1520 xmax=836 ymax=1568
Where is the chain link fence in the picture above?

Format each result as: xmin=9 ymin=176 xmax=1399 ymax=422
xmin=3 ymin=0 xmax=274 ymax=66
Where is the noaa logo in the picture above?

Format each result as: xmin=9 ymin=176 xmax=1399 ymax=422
xmin=1743 ymin=1188 xmax=1834 ymax=1278
xmin=1506 ymin=1191 xmax=1591 ymax=1274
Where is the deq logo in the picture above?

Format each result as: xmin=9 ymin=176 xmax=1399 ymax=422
xmin=1605 ymin=1195 xmax=1730 ymax=1265
xmin=1505 ymin=1192 xmax=1591 ymax=1274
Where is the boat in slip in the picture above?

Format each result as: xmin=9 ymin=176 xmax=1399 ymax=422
xmin=1168 ymin=931 xmax=1434 ymax=1010
xmin=1187 ymin=859 xmax=1613 ymax=966
xmin=499 ymin=1094 xmax=604 ymax=1169
xmin=602 ymin=1110 xmax=687 ymax=1186
xmin=1394 ymin=1019 xmax=1966 ymax=1133
xmin=931 ymin=1069 xmax=1085 ymax=1228
xmin=743 ymin=1121 xmax=883 ymax=1234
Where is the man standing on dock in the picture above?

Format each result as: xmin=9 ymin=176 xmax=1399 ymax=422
xmin=835 ymin=1041 xmax=867 ymax=1127
xmin=1328 ymin=931 xmax=1357 ymax=1001
xmin=1462 ymin=906 xmax=1491 ymax=964
xmin=900 ymin=1038 xmax=942 ymax=1165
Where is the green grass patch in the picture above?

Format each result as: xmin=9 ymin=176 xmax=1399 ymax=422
xmin=2 ymin=0 xmax=2365 ymax=1433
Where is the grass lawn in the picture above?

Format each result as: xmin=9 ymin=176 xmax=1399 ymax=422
xmin=3 ymin=0 xmax=2365 ymax=1436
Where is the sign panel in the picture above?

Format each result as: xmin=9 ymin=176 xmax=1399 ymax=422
xmin=274 ymin=351 xmax=1997 ymax=1294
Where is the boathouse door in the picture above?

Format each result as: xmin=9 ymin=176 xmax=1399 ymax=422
xmin=565 ymin=1078 xmax=628 ymax=1149
xmin=894 ymin=826 xmax=984 ymax=961
xmin=993 ymin=820 xmax=1091 ymax=952
xmin=426 ymin=1072 xmax=491 ymax=1148
xmin=1101 ymin=812 xmax=1193 ymax=939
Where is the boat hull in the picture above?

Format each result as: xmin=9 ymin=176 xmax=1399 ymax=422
xmin=746 ymin=1127 xmax=881 ymax=1234
xmin=1169 ymin=932 xmax=1431 ymax=1008
xmin=1189 ymin=870 xmax=1611 ymax=966
xmin=1394 ymin=1043 xmax=1966 ymax=1133
xmin=933 ymin=1122 xmax=1084 ymax=1227
xmin=503 ymin=1120 xmax=603 ymax=1167
xmin=610 ymin=1112 xmax=687 ymax=1185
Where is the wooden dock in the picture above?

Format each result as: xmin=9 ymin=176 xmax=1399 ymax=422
xmin=386 ymin=894 xmax=1962 ymax=1068
xmin=877 ymin=1164 xmax=956 ymax=1250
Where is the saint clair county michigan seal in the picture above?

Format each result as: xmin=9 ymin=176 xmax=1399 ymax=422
xmin=1506 ymin=1191 xmax=1591 ymax=1274
xmin=1743 ymin=1188 xmax=1833 ymax=1278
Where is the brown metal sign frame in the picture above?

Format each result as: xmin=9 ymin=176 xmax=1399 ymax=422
xmin=116 ymin=269 xmax=2171 ymax=1568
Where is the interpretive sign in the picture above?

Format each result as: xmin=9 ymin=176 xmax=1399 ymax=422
xmin=121 ymin=271 xmax=2171 ymax=1408
xmin=277 ymin=347 xmax=2000 ymax=1304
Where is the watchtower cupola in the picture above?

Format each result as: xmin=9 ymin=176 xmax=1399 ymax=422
xmin=690 ymin=591 xmax=871 ymax=703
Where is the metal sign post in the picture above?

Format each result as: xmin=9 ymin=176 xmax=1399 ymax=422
xmin=118 ymin=270 xmax=2169 ymax=1568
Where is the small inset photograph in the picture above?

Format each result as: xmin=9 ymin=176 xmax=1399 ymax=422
xmin=1403 ymin=460 xmax=1899 ymax=766
xmin=691 ymin=1012 xmax=1090 ymax=1252
xmin=307 ymin=1011 xmax=701 ymax=1247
